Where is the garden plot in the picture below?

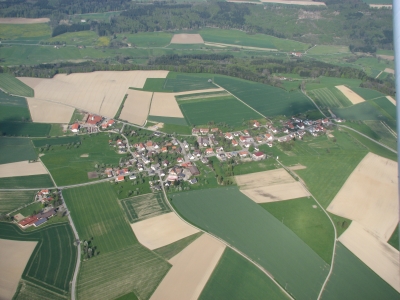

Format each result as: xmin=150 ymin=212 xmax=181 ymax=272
xmin=236 ymin=169 xmax=309 ymax=203
xmin=119 ymin=89 xmax=153 ymax=125
xmin=170 ymin=34 xmax=204 ymax=44
xmin=335 ymin=85 xmax=365 ymax=105
xmin=0 ymin=18 xmax=50 ymax=24
xmin=150 ymin=234 xmax=225 ymax=300
xmin=0 ymin=239 xmax=37 ymax=300
xmin=130 ymin=212 xmax=199 ymax=250
xmin=0 ymin=161 xmax=48 ymax=178
xmin=18 ymin=70 xmax=168 ymax=118
xmin=26 ymin=97 xmax=74 ymax=123
xmin=149 ymin=93 xmax=184 ymax=118
xmin=386 ymin=96 xmax=396 ymax=106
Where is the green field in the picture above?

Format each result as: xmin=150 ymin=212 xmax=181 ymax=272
xmin=0 ymin=91 xmax=31 ymax=122
xmin=364 ymin=120 xmax=397 ymax=150
xmin=0 ymin=222 xmax=77 ymax=297
xmin=46 ymin=31 xmax=100 ymax=46
xmin=120 ymin=193 xmax=170 ymax=223
xmin=232 ymin=158 xmax=277 ymax=175
xmin=164 ymin=73 xmax=215 ymax=92
xmin=261 ymin=197 xmax=334 ymax=263
xmin=0 ymin=137 xmax=37 ymax=164
xmin=0 ymin=122 xmax=51 ymax=137
xmin=388 ymin=227 xmax=399 ymax=251
xmin=14 ymin=280 xmax=68 ymax=300
xmin=307 ymin=45 xmax=350 ymax=55
xmin=199 ymin=248 xmax=289 ymax=300
xmin=179 ymin=95 xmax=261 ymax=127
xmin=159 ymin=123 xmax=192 ymax=135
xmin=309 ymin=87 xmax=352 ymax=108
xmin=172 ymin=187 xmax=329 ymax=300
xmin=147 ymin=115 xmax=187 ymax=126
xmin=214 ymin=76 xmax=314 ymax=117
xmin=154 ymin=232 xmax=203 ymax=260
xmin=32 ymin=136 xmax=81 ymax=148
xmin=0 ymin=191 xmax=35 ymax=214
xmin=0 ymin=74 xmax=34 ymax=97
xmin=0 ymin=23 xmax=51 ymax=41
xmin=350 ymin=87 xmax=386 ymax=100
xmin=305 ymin=77 xmax=361 ymax=91
xmin=321 ymin=243 xmax=399 ymax=300
xmin=119 ymin=32 xmax=173 ymax=47
xmin=0 ymin=174 xmax=54 ymax=189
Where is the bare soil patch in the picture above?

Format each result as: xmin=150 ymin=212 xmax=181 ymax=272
xmin=170 ymin=34 xmax=204 ymax=44
xmin=377 ymin=54 xmax=394 ymax=61
xmin=335 ymin=85 xmax=365 ymax=105
xmin=119 ymin=89 xmax=153 ymax=125
xmin=386 ymin=96 xmax=396 ymax=106
xmin=150 ymin=234 xmax=225 ymax=300
xmin=384 ymin=68 xmax=395 ymax=74
xmin=0 ymin=18 xmax=50 ymax=24
xmin=149 ymin=93 xmax=184 ymax=118
xmin=130 ymin=212 xmax=199 ymax=250
xmin=0 ymin=161 xmax=48 ymax=178
xmin=259 ymin=0 xmax=326 ymax=6
xmin=0 ymin=239 xmax=37 ymax=300
xmin=26 ymin=97 xmax=74 ymax=123
xmin=236 ymin=169 xmax=295 ymax=189
xmin=80 ymin=154 xmax=89 ymax=158
xmin=288 ymin=164 xmax=307 ymax=171
xmin=87 ymin=172 xmax=98 ymax=179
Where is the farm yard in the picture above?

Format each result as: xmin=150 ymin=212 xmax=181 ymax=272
xmin=0 ymin=138 xmax=37 ymax=164
xmin=0 ymin=161 xmax=48 ymax=178
xmin=0 ymin=174 xmax=54 ymax=189
xmin=0 ymin=191 xmax=35 ymax=214
xmin=26 ymin=98 xmax=75 ymax=123
xmin=172 ymin=187 xmax=329 ymax=300
xmin=0 ymin=91 xmax=32 ymax=122
xmin=119 ymin=89 xmax=153 ymax=125
xmin=0 ymin=74 xmax=34 ymax=97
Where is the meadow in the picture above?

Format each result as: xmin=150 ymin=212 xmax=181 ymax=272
xmin=321 ymin=243 xmax=399 ymax=300
xmin=305 ymin=77 xmax=361 ymax=91
xmin=0 ymin=191 xmax=35 ymax=214
xmin=307 ymin=45 xmax=350 ymax=55
xmin=32 ymin=136 xmax=81 ymax=148
xmin=113 ymin=176 xmax=152 ymax=199
xmin=178 ymin=95 xmax=261 ymax=127
xmin=0 ymin=222 xmax=77 ymax=297
xmin=0 ymin=137 xmax=37 ymax=164
xmin=154 ymin=232 xmax=203 ymax=260
xmin=199 ymin=248 xmax=289 ymax=300
xmin=0 ymin=23 xmax=51 ymax=41
xmin=364 ymin=120 xmax=397 ymax=150
xmin=147 ymin=115 xmax=188 ymax=126
xmin=0 ymin=91 xmax=31 ymax=122
xmin=309 ymin=87 xmax=352 ymax=108
xmin=159 ymin=123 xmax=192 ymax=135
xmin=46 ymin=30 xmax=101 ymax=46
xmin=350 ymin=87 xmax=386 ymax=100
xmin=164 ymin=73 xmax=215 ymax=92
xmin=0 ymin=122 xmax=51 ymax=137
xmin=172 ymin=187 xmax=329 ymax=300
xmin=0 ymin=174 xmax=54 ymax=189
xmin=119 ymin=32 xmax=173 ymax=47
xmin=0 ymin=74 xmax=34 ymax=97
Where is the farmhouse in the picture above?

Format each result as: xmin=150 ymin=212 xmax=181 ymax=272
xmin=200 ymin=128 xmax=209 ymax=135
xmin=18 ymin=208 xmax=57 ymax=229
xmin=115 ymin=175 xmax=125 ymax=182
xmin=225 ymin=133 xmax=233 ymax=140
xmin=86 ymin=114 xmax=102 ymax=125
xmin=71 ymin=123 xmax=80 ymax=133
xmin=252 ymin=151 xmax=266 ymax=160
xmin=192 ymin=128 xmax=200 ymax=135
xmin=239 ymin=151 xmax=249 ymax=158
xmin=188 ymin=166 xmax=200 ymax=176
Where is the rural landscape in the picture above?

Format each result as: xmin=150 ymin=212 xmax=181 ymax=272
xmin=0 ymin=0 xmax=398 ymax=299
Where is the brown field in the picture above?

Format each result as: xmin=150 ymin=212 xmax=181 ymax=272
xmin=0 ymin=239 xmax=37 ymax=300
xmin=149 ymin=93 xmax=184 ymax=118
xmin=0 ymin=161 xmax=47 ymax=178
xmin=0 ymin=18 xmax=50 ymax=24
xmin=384 ymin=68 xmax=395 ymax=74
xmin=258 ymin=0 xmax=326 ymax=5
xmin=327 ymin=152 xmax=398 ymax=241
xmin=377 ymin=54 xmax=394 ymax=61
xmin=335 ymin=85 xmax=365 ymax=105
xmin=26 ymin=98 xmax=74 ymax=123
xmin=150 ymin=234 xmax=225 ymax=300
xmin=119 ymin=89 xmax=153 ymax=125
xmin=170 ymin=34 xmax=204 ymax=44
xmin=339 ymin=222 xmax=400 ymax=292
xmin=130 ymin=212 xmax=199 ymax=250
xmin=18 ymin=71 xmax=168 ymax=118
xmin=386 ymin=96 xmax=396 ymax=106
xmin=236 ymin=169 xmax=309 ymax=203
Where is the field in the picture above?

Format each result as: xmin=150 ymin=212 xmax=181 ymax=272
xmin=159 ymin=123 xmax=192 ymax=135
xmin=364 ymin=120 xmax=397 ymax=150
xmin=232 ymin=159 xmax=277 ymax=175
xmin=0 ymin=74 xmax=34 ymax=97
xmin=46 ymin=31 xmax=100 ymax=46
xmin=0 ymin=137 xmax=37 ymax=164
xmin=178 ymin=95 xmax=261 ymax=126
xmin=309 ymin=87 xmax=352 ymax=108
xmin=32 ymin=136 xmax=81 ymax=148
xmin=119 ymin=89 xmax=153 ymax=125
xmin=172 ymin=187 xmax=329 ymax=300
xmin=0 ymin=18 xmax=50 ymax=24
xmin=119 ymin=32 xmax=173 ymax=47
xmin=0 ymin=222 xmax=77 ymax=297
xmin=214 ymin=76 xmax=314 ymax=117
xmin=335 ymin=85 xmax=365 ymax=105
xmin=0 ymin=174 xmax=54 ymax=189
xmin=307 ymin=45 xmax=350 ymax=55
xmin=0 ymin=23 xmax=51 ymax=41
xmin=13 ymin=281 xmax=68 ymax=300
xmin=0 ymin=121 xmax=51 ymax=137
xmin=26 ymin=98 xmax=75 ymax=123
xmin=163 ymin=73 xmax=215 ymax=92
xmin=199 ymin=248 xmax=289 ymax=300
xmin=350 ymin=87 xmax=386 ymax=100
xmin=0 ymin=91 xmax=31 ymax=122
xmin=149 ymin=92 xmax=184 ymax=118
xmin=153 ymin=232 xmax=203 ymax=260
xmin=0 ymin=191 xmax=35 ymax=214
xmin=120 ymin=193 xmax=171 ymax=223
xmin=170 ymin=33 xmax=204 ymax=44
xmin=0 ymin=161 xmax=48 ymax=178
xmin=147 ymin=115 xmax=187 ymax=126
xmin=321 ymin=243 xmax=399 ymax=300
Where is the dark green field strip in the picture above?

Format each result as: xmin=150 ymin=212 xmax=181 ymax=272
xmin=0 ymin=90 xmax=29 ymax=107
xmin=32 ymin=136 xmax=81 ymax=148
xmin=172 ymin=187 xmax=329 ymax=300
xmin=372 ymin=97 xmax=396 ymax=120
xmin=77 ymin=244 xmax=171 ymax=300
xmin=63 ymin=183 xmax=137 ymax=254
xmin=388 ymin=227 xmax=399 ymax=251
xmin=0 ymin=122 xmax=51 ymax=137
xmin=199 ymin=248 xmax=289 ymax=300
xmin=0 ymin=137 xmax=37 ymax=164
xmin=0 ymin=74 xmax=34 ymax=97
xmin=0 ymin=175 xmax=54 ymax=189
xmin=0 ymin=191 xmax=35 ymax=214
xmin=179 ymin=96 xmax=260 ymax=127
xmin=0 ymin=222 xmax=77 ymax=295
xmin=350 ymin=87 xmax=386 ymax=100
xmin=147 ymin=115 xmax=188 ymax=126
xmin=0 ymin=105 xmax=32 ymax=122
xmin=321 ymin=243 xmax=399 ymax=300
xmin=154 ymin=232 xmax=203 ymax=260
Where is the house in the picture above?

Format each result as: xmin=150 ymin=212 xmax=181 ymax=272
xmin=188 ymin=166 xmax=200 ymax=176
xmin=255 ymin=137 xmax=263 ymax=143
xmin=181 ymin=162 xmax=192 ymax=168
xmin=189 ymin=178 xmax=198 ymax=184
xmin=188 ymin=153 xmax=195 ymax=160
xmin=40 ymin=189 xmax=49 ymax=195
xmin=192 ymin=128 xmax=200 ymax=135
xmin=225 ymin=133 xmax=233 ymax=140
xmin=129 ymin=174 xmax=137 ymax=180
xmin=177 ymin=157 xmax=184 ymax=163
xmin=138 ymin=143 xmax=145 ymax=151
xmin=205 ymin=148 xmax=213 ymax=155
xmin=201 ymin=157 xmax=208 ymax=164
xmin=138 ymin=164 xmax=144 ymax=171
xmin=115 ymin=176 xmax=125 ymax=182
xmin=322 ymin=118 xmax=329 ymax=124
xmin=239 ymin=151 xmax=248 ymax=158
xmin=200 ymin=128 xmax=209 ymax=135
xmin=271 ymin=127 xmax=278 ymax=133
xmin=211 ymin=128 xmax=219 ymax=133
xmin=154 ymin=144 xmax=159 ymax=149
xmin=146 ymin=141 xmax=154 ymax=148
xmin=161 ymin=146 xmax=168 ymax=153
xmin=265 ymin=134 xmax=273 ymax=141
xmin=193 ymin=149 xmax=201 ymax=157
xmin=283 ymin=128 xmax=289 ymax=134
xmin=232 ymin=139 xmax=238 ymax=146
xmin=216 ymin=146 xmax=224 ymax=152
xmin=105 ymin=168 xmax=114 ymax=177
xmin=267 ymin=142 xmax=273 ymax=147
xmin=71 ymin=123 xmax=80 ymax=133
xmin=197 ymin=137 xmax=209 ymax=147
xmin=122 ymin=168 xmax=129 ymax=175
xmin=86 ymin=114 xmax=102 ymax=125
xmin=296 ymin=123 xmax=305 ymax=130
xmin=107 ymin=119 xmax=115 ymax=127
xmin=252 ymin=151 xmax=266 ymax=160
xmin=253 ymin=121 xmax=260 ymax=128
xmin=243 ymin=130 xmax=250 ymax=136
xmin=151 ymin=163 xmax=160 ymax=171
xmin=18 ymin=216 xmax=39 ymax=228
xmin=239 ymin=136 xmax=247 ymax=142
xmin=162 ymin=160 xmax=169 ymax=167
xmin=233 ymin=132 xmax=240 ymax=137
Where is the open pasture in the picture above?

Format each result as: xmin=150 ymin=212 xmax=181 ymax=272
xmin=0 ymin=161 xmax=48 ymax=178
xmin=0 ymin=122 xmax=51 ymax=137
xmin=170 ymin=34 xmax=204 ymax=44
xmin=147 ymin=115 xmax=187 ymax=126
xmin=121 ymin=193 xmax=170 ymax=223
xmin=0 ymin=222 xmax=77 ymax=297
xmin=119 ymin=89 xmax=153 ymax=125
xmin=0 ymin=91 xmax=31 ymax=122
xmin=26 ymin=98 xmax=74 ymax=123
xmin=0 ymin=137 xmax=36 ymax=164
xmin=0 ymin=74 xmax=34 ymax=97
xmin=0 ymin=191 xmax=35 ymax=214
xmin=172 ymin=187 xmax=329 ymax=300
xmin=0 ymin=23 xmax=50 ymax=41
xmin=32 ymin=136 xmax=80 ymax=148
xmin=0 ymin=174 xmax=54 ymax=189
xmin=149 ymin=92 xmax=184 ymax=118
xmin=310 ymin=87 xmax=351 ymax=108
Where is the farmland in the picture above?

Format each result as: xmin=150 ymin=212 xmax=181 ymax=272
xmin=163 ymin=73 xmax=215 ymax=92
xmin=0 ymin=121 xmax=51 ymax=137
xmin=350 ymin=87 xmax=386 ymax=100
xmin=0 ymin=222 xmax=77 ymax=297
xmin=14 ymin=281 xmax=68 ymax=300
xmin=364 ymin=120 xmax=397 ymax=150
xmin=154 ymin=232 xmax=203 ymax=260
xmin=199 ymin=248 xmax=289 ymax=300
xmin=0 ymin=174 xmax=54 ymax=189
xmin=172 ymin=187 xmax=329 ymax=300
xmin=0 ymin=74 xmax=34 ymax=97
xmin=0 ymin=91 xmax=31 ymax=122
xmin=0 ymin=137 xmax=37 ymax=164
xmin=119 ymin=32 xmax=173 ymax=47
xmin=0 ymin=190 xmax=35 ymax=214
xmin=147 ymin=115 xmax=187 ymax=126
xmin=0 ymin=23 xmax=51 ymax=41
xmin=178 ymin=95 xmax=261 ymax=127
xmin=309 ymin=87 xmax=352 ymax=108
xmin=32 ymin=136 xmax=81 ymax=148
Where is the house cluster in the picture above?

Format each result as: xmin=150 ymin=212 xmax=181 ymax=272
xmin=17 ymin=207 xmax=57 ymax=229
xmin=35 ymin=189 xmax=54 ymax=204
xmin=109 ymin=138 xmax=128 ymax=153
xmin=71 ymin=113 xmax=114 ymax=133
xmin=165 ymin=162 xmax=200 ymax=186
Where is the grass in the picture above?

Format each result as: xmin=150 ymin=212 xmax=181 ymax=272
xmin=115 ymin=94 xmax=128 ymax=119
xmin=305 ymin=77 xmax=361 ymax=91
xmin=113 ymin=177 xmax=152 ymax=199
xmin=0 ymin=222 xmax=77 ymax=297
xmin=147 ymin=115 xmax=187 ymax=126
xmin=0 ymin=174 xmax=54 ymax=189
xmin=0 ymin=137 xmax=37 ymax=164
xmin=0 ymin=122 xmax=51 ymax=137
xmin=0 ymin=90 xmax=31 ymax=122
xmin=0 ymin=191 xmax=35 ymax=214
xmin=339 ymin=121 xmax=380 ymax=140
xmin=350 ymin=87 xmax=386 ymax=100
xmin=199 ymin=248 xmax=289 ymax=300
xmin=233 ymin=158 xmax=277 ymax=175
xmin=309 ymin=87 xmax=352 ymax=108
xmin=32 ymin=136 xmax=81 ymax=148
xmin=364 ymin=120 xmax=397 ymax=150
xmin=320 ymin=242 xmax=399 ymax=300
xmin=14 ymin=280 xmax=68 ymax=300
xmin=0 ymin=23 xmax=51 ymax=41
xmin=49 ymin=124 xmax=67 ymax=137
xmin=261 ymin=197 xmax=334 ymax=263
xmin=388 ymin=226 xmax=399 ymax=251
xmin=172 ymin=187 xmax=329 ymax=300
xmin=0 ymin=74 xmax=34 ymax=97
xmin=153 ymin=232 xmax=203 ymax=260
xmin=118 ymin=32 xmax=173 ymax=47
xmin=11 ymin=201 xmax=43 ymax=218
xmin=115 ymin=292 xmax=139 ymax=300
xmin=46 ymin=31 xmax=100 ymax=46
xmin=120 ymin=193 xmax=170 ymax=223
xmin=69 ymin=109 xmax=86 ymax=124
xmin=307 ymin=45 xmax=350 ymax=55
xmin=159 ymin=123 xmax=192 ymax=135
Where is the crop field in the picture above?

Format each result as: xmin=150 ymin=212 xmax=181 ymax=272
xmin=0 ymin=74 xmax=34 ymax=97
xmin=172 ymin=187 xmax=329 ymax=300
xmin=0 ymin=174 xmax=54 ymax=189
xmin=0 ymin=122 xmax=51 ymax=137
xmin=40 ymin=133 xmax=121 ymax=186
xmin=164 ymin=74 xmax=215 ymax=92
xmin=214 ymin=76 xmax=314 ymax=117
xmin=46 ymin=31 xmax=100 ymax=46
xmin=0 ymin=222 xmax=77 ymax=297
xmin=147 ymin=115 xmax=187 ymax=125
xmin=120 ymin=32 xmax=173 ymax=47
xmin=14 ymin=281 xmax=68 ymax=300
xmin=0 ymin=23 xmax=51 ymax=41
xmin=354 ymin=57 xmax=394 ymax=73
xmin=179 ymin=95 xmax=261 ymax=126
xmin=349 ymin=87 xmax=386 ymax=100
xmin=0 ymin=137 xmax=36 ymax=164
xmin=305 ymin=77 xmax=361 ymax=91
xmin=307 ymin=45 xmax=350 ymax=55
xmin=309 ymin=87 xmax=351 ymax=108
xmin=120 ymin=193 xmax=171 ymax=223
xmin=32 ymin=136 xmax=81 ymax=148
xmin=372 ymin=97 xmax=396 ymax=120
xmin=0 ymin=91 xmax=31 ymax=122
xmin=0 ymin=190 xmax=35 ymax=214
xmin=154 ymin=232 xmax=203 ymax=260
xmin=261 ymin=197 xmax=334 ymax=263
xmin=199 ymin=248 xmax=289 ymax=300
xmin=364 ymin=120 xmax=397 ymax=149
xmin=321 ymin=243 xmax=399 ymax=300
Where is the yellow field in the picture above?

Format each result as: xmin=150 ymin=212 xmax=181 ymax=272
xmin=149 ymin=93 xmax=184 ymax=118
xmin=335 ymin=85 xmax=365 ymax=105
xmin=0 ymin=161 xmax=47 ymax=178
xmin=119 ymin=89 xmax=153 ymax=125
xmin=27 ymin=98 xmax=74 ymax=123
